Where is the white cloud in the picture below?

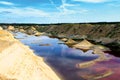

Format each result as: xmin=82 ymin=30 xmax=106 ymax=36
xmin=58 ymin=0 xmax=88 ymax=15
xmin=0 ymin=1 xmax=15 ymax=5
xmin=0 ymin=0 xmax=88 ymax=23
xmin=48 ymin=0 xmax=61 ymax=11
xmin=0 ymin=7 xmax=49 ymax=18
xmin=48 ymin=0 xmax=77 ymax=15
xmin=73 ymin=0 xmax=107 ymax=3
xmin=48 ymin=0 xmax=88 ymax=15
xmin=59 ymin=0 xmax=75 ymax=10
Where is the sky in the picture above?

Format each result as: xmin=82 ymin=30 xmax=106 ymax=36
xmin=0 ymin=0 xmax=120 ymax=23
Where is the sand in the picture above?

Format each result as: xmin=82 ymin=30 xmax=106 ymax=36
xmin=0 ymin=30 xmax=61 ymax=80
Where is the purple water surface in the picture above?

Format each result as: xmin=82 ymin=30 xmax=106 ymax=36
xmin=14 ymin=32 xmax=120 ymax=80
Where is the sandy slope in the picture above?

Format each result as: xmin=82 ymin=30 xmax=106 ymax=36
xmin=0 ymin=30 xmax=61 ymax=80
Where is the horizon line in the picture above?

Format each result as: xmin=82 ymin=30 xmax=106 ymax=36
xmin=0 ymin=21 xmax=120 ymax=25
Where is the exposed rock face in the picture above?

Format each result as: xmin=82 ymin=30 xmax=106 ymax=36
xmin=39 ymin=23 xmax=120 ymax=42
xmin=18 ymin=26 xmax=42 ymax=36
xmin=0 ymin=30 xmax=61 ymax=80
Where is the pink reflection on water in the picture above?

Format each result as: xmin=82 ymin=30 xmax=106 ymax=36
xmin=78 ymin=54 xmax=120 ymax=80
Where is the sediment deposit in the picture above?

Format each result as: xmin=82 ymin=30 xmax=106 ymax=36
xmin=0 ymin=30 xmax=61 ymax=80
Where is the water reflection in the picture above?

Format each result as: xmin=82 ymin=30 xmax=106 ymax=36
xmin=14 ymin=32 xmax=99 ymax=60
xmin=14 ymin=32 xmax=120 ymax=80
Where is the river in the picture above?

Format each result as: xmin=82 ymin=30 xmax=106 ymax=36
xmin=14 ymin=32 xmax=120 ymax=80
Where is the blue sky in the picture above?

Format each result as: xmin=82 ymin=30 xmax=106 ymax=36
xmin=0 ymin=0 xmax=120 ymax=23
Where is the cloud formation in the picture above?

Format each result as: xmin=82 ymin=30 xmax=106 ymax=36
xmin=73 ymin=0 xmax=107 ymax=3
xmin=55 ymin=0 xmax=88 ymax=15
xmin=0 ymin=7 xmax=49 ymax=18
xmin=48 ymin=0 xmax=61 ymax=12
xmin=0 ymin=0 xmax=120 ymax=23
xmin=0 ymin=1 xmax=15 ymax=5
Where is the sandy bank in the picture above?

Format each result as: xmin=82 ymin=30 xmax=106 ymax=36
xmin=0 ymin=30 xmax=61 ymax=80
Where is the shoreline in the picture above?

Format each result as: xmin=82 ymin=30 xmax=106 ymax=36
xmin=12 ymin=31 xmax=120 ymax=80
xmin=44 ymin=59 xmax=65 ymax=80
xmin=0 ymin=30 xmax=61 ymax=80
xmin=44 ymin=57 xmax=85 ymax=80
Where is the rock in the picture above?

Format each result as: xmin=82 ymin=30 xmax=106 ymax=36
xmin=19 ymin=29 xmax=25 ymax=33
xmin=0 ymin=30 xmax=61 ymax=80
xmin=65 ymin=39 xmax=77 ymax=45
xmin=94 ymin=38 xmax=116 ymax=44
xmin=0 ymin=27 xmax=3 ymax=30
xmin=73 ymin=39 xmax=94 ymax=51
xmin=80 ymin=35 xmax=87 ymax=39
xmin=61 ymin=38 xmax=68 ymax=42
xmin=92 ymin=45 xmax=110 ymax=53
xmin=34 ymin=32 xmax=42 ymax=36
xmin=31 ymin=26 xmax=36 ymax=31
xmin=26 ymin=27 xmax=38 ymax=35
xmin=58 ymin=41 xmax=65 ymax=44
xmin=26 ymin=30 xmax=35 ymax=35
xmin=39 ymin=43 xmax=51 ymax=46
xmin=102 ymin=38 xmax=116 ymax=44
xmin=7 ymin=26 xmax=15 ymax=31
xmin=57 ymin=34 xmax=67 ymax=38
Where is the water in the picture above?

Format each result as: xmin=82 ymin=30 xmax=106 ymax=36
xmin=14 ymin=32 xmax=98 ymax=59
xmin=14 ymin=32 xmax=120 ymax=80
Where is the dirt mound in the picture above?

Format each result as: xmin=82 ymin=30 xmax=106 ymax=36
xmin=73 ymin=39 xmax=94 ymax=50
xmin=0 ymin=30 xmax=61 ymax=80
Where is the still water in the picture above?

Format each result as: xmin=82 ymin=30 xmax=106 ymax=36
xmin=14 ymin=32 xmax=120 ymax=80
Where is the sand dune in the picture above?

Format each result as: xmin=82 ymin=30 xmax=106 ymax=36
xmin=0 ymin=30 xmax=61 ymax=80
